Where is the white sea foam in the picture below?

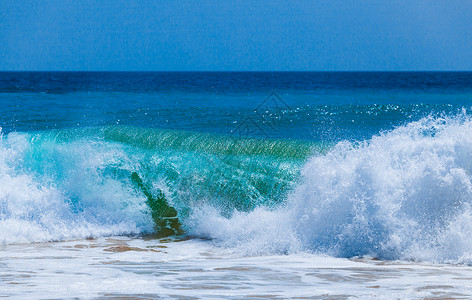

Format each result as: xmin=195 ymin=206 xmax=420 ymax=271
xmin=0 ymin=131 xmax=152 ymax=244
xmin=4 ymin=237 xmax=472 ymax=299
xmin=190 ymin=113 xmax=472 ymax=263
xmin=5 ymin=114 xmax=472 ymax=264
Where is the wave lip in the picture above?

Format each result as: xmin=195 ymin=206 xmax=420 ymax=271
xmin=0 ymin=126 xmax=311 ymax=245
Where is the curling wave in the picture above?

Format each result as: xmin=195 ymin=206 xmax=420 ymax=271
xmin=0 ymin=126 xmax=313 ymax=244
xmin=5 ymin=114 xmax=472 ymax=264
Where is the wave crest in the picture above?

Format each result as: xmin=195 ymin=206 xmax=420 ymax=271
xmin=191 ymin=114 xmax=472 ymax=263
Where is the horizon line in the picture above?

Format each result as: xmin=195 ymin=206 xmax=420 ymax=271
xmin=1 ymin=70 xmax=472 ymax=73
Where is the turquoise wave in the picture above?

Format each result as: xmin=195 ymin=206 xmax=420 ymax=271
xmin=6 ymin=116 xmax=472 ymax=264
xmin=0 ymin=126 xmax=322 ymax=242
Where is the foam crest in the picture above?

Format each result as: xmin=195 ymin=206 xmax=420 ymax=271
xmin=191 ymin=114 xmax=472 ymax=263
xmin=0 ymin=131 xmax=152 ymax=244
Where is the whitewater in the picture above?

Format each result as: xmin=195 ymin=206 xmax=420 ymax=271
xmin=191 ymin=113 xmax=472 ymax=263
xmin=3 ymin=113 xmax=472 ymax=262
xmin=2 ymin=71 xmax=472 ymax=298
xmin=4 ymin=115 xmax=472 ymax=298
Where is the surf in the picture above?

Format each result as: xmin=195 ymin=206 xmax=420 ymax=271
xmin=4 ymin=114 xmax=472 ymax=264
xmin=0 ymin=126 xmax=315 ymax=244
xmin=189 ymin=112 xmax=472 ymax=263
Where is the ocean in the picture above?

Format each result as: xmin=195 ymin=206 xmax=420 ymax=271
xmin=2 ymin=71 xmax=472 ymax=298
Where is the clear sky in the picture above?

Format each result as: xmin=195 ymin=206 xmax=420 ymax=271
xmin=1 ymin=0 xmax=471 ymax=71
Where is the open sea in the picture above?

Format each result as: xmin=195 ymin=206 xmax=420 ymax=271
xmin=2 ymin=72 xmax=472 ymax=299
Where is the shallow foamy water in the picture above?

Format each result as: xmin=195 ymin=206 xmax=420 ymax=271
xmin=1 ymin=237 xmax=472 ymax=299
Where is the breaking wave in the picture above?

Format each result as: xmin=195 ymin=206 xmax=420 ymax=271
xmin=4 ymin=114 xmax=472 ymax=263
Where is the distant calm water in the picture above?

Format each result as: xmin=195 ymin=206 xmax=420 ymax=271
xmin=2 ymin=72 xmax=472 ymax=140
xmin=2 ymin=72 xmax=472 ymax=298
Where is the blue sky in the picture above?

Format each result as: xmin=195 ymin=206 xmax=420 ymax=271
xmin=1 ymin=0 xmax=471 ymax=71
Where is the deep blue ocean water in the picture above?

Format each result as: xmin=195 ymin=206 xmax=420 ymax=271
xmin=2 ymin=72 xmax=472 ymax=262
xmin=1 ymin=72 xmax=472 ymax=141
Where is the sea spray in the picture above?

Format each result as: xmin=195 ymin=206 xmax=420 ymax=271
xmin=5 ymin=115 xmax=472 ymax=263
xmin=190 ymin=114 xmax=472 ymax=263
xmin=0 ymin=130 xmax=153 ymax=244
xmin=291 ymin=114 xmax=472 ymax=261
xmin=0 ymin=126 xmax=309 ymax=244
